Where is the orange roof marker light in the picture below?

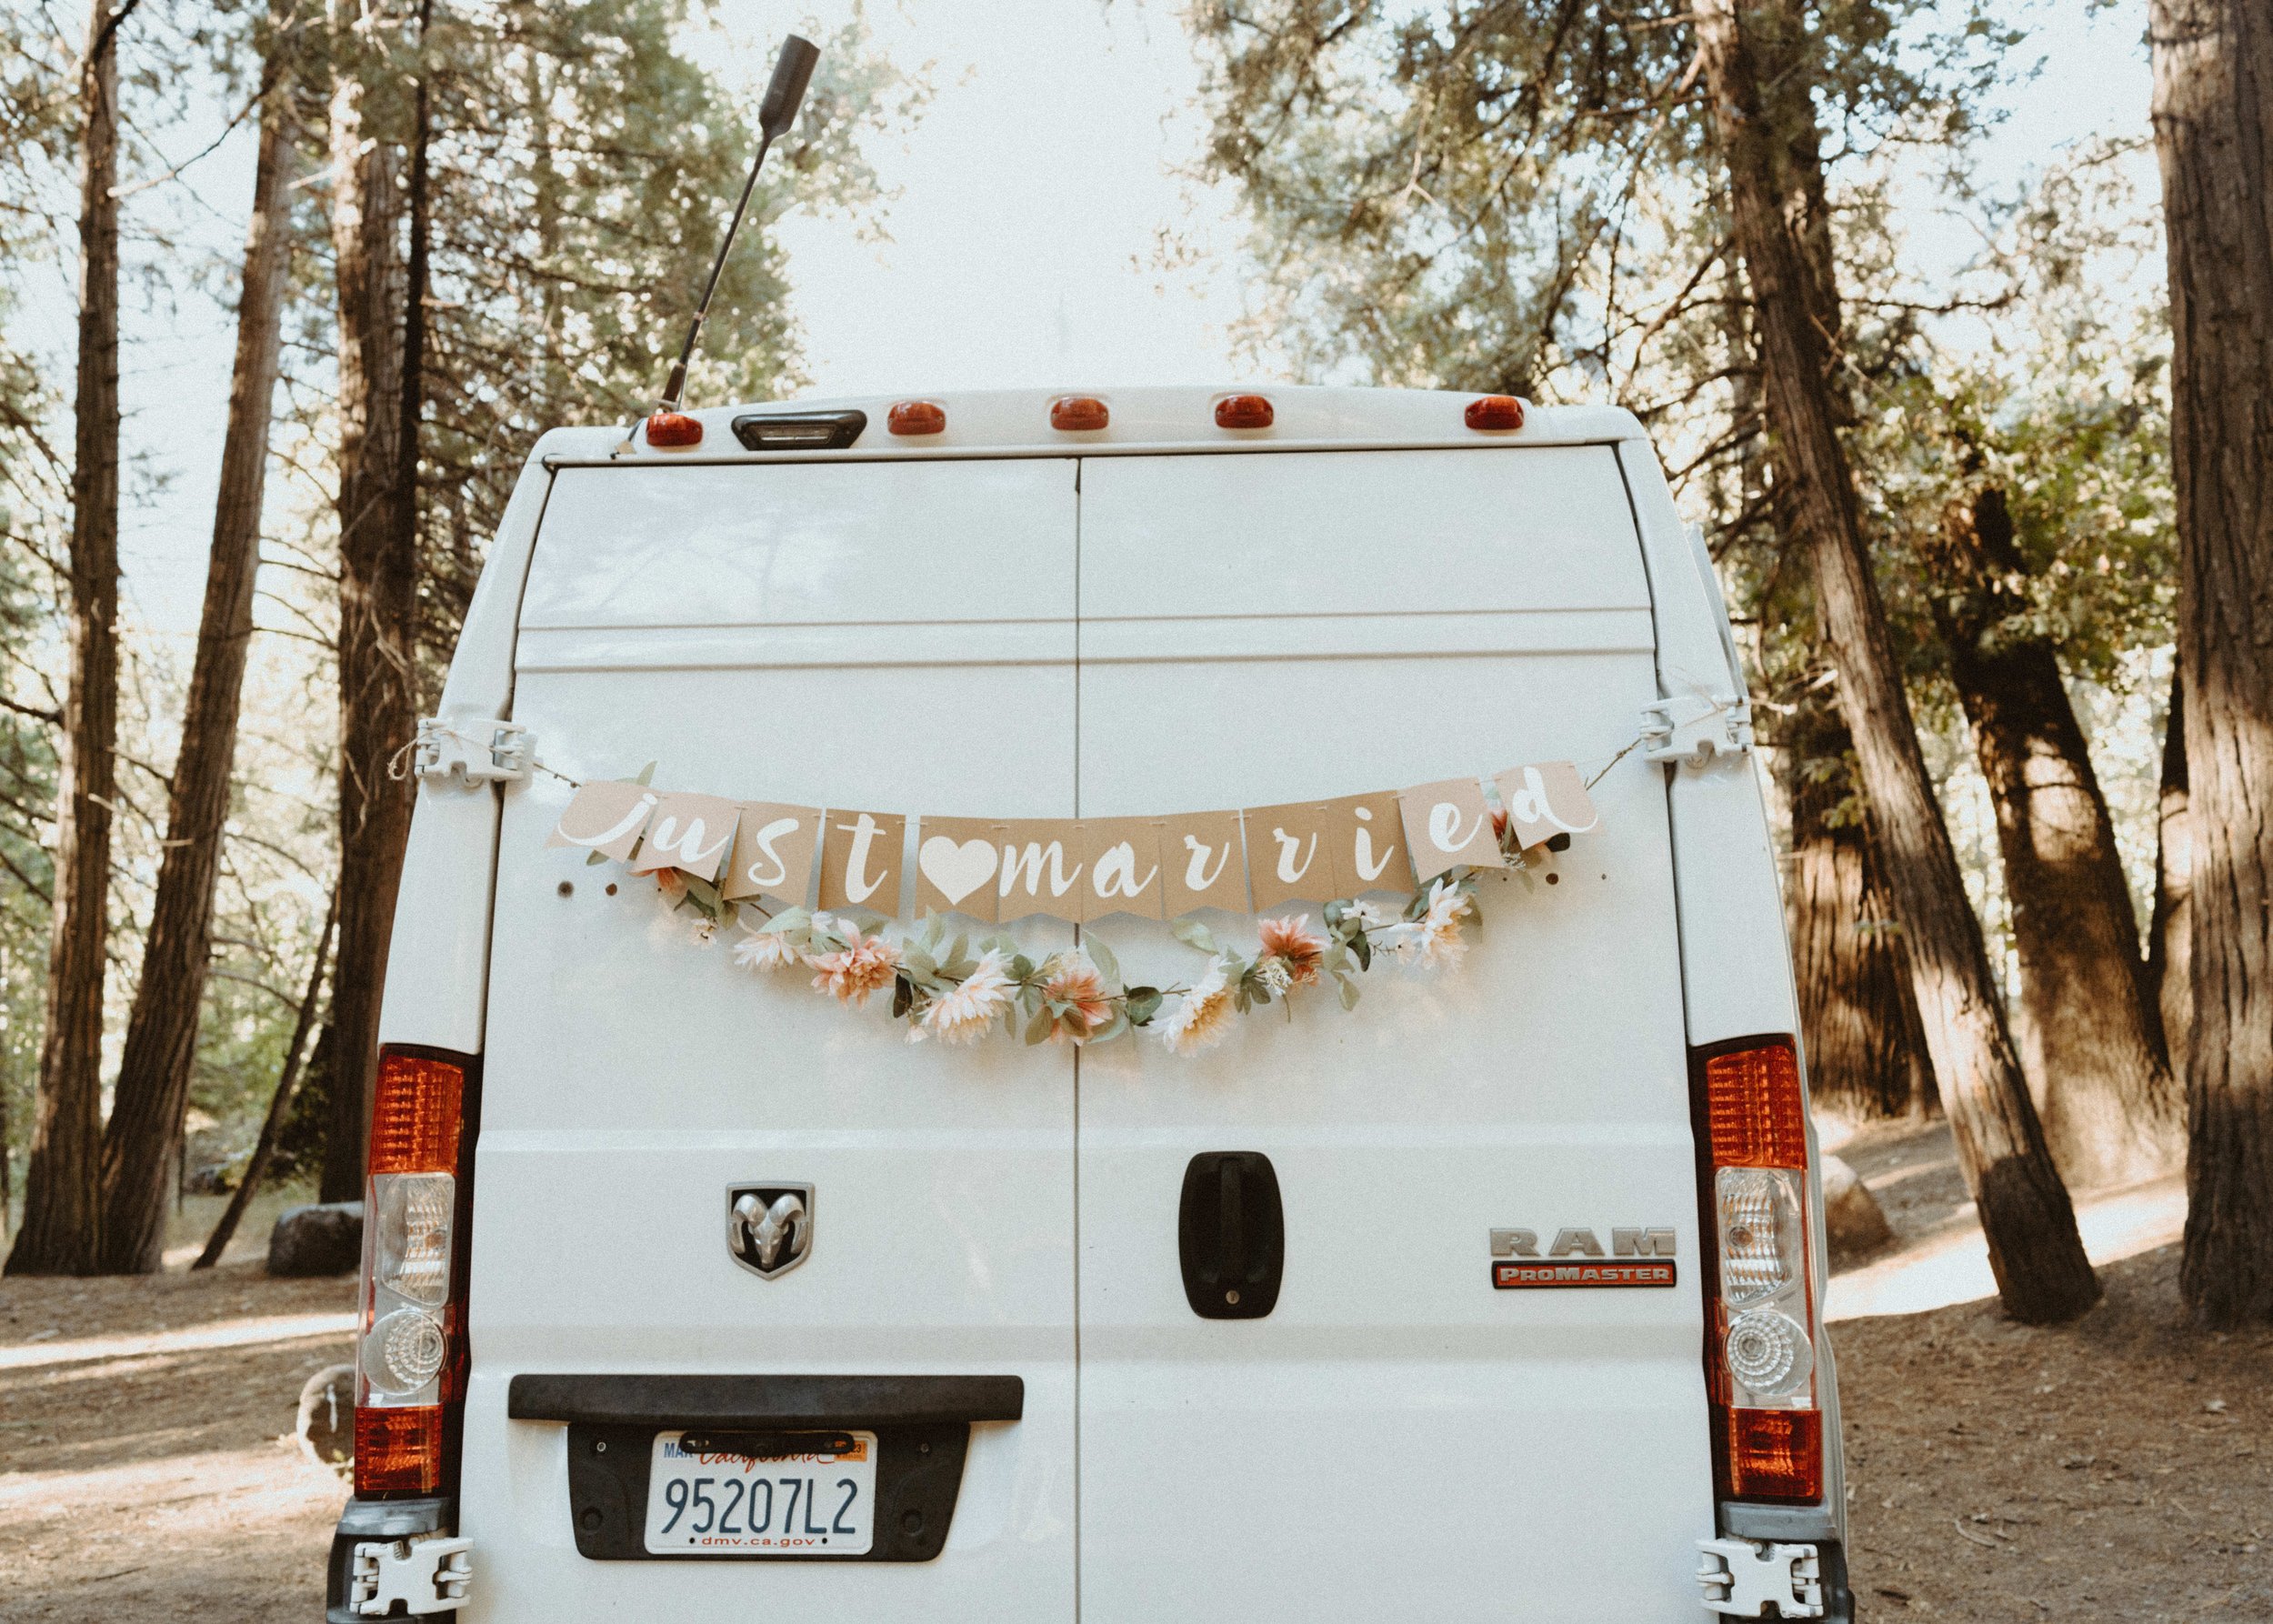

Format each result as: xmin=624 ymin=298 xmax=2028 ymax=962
xmin=645 ymin=410 xmax=703 ymax=448
xmin=1465 ymin=395 xmax=1526 ymax=432
xmin=1214 ymin=393 xmax=1275 ymax=430
xmin=1050 ymin=395 xmax=1110 ymax=432
xmin=887 ymin=399 xmax=946 ymax=436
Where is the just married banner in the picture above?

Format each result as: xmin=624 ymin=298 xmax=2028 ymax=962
xmin=546 ymin=761 xmax=1602 ymax=924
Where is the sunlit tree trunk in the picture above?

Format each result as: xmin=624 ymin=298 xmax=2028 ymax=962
xmin=322 ymin=5 xmax=414 ymax=1204
xmin=96 ymin=39 xmax=297 ymax=1274
xmin=2150 ymin=0 xmax=2273 ymax=1328
xmin=2147 ymin=667 xmax=2191 ymax=1080
xmin=1929 ymin=485 xmax=2183 ymax=1188
xmin=8 ymin=0 xmax=130 ymax=1278
xmin=1695 ymin=0 xmax=2098 ymax=1322
xmin=1782 ymin=690 xmax=1936 ymax=1121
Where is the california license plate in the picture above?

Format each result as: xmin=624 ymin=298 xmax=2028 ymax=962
xmin=643 ymin=1431 xmax=877 ymax=1555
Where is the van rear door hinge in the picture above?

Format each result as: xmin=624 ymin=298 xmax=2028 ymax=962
xmin=1696 ymin=1537 xmax=1824 ymax=1619
xmin=414 ymin=717 xmax=532 ymax=787
xmin=1641 ymin=693 xmax=1753 ymax=768
xmin=350 ymin=1532 xmax=471 ymax=1615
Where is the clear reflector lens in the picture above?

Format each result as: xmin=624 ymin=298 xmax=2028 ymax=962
xmin=1726 ymin=1308 xmax=1814 ymax=1398
xmin=1717 ymin=1167 xmax=1803 ymax=1308
xmin=363 ymin=1307 xmax=447 ymax=1395
xmin=375 ymin=1172 xmax=455 ymax=1307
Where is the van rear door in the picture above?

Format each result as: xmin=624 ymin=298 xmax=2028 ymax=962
xmin=466 ymin=456 xmax=1080 ymax=1624
xmin=1072 ymin=446 xmax=1715 ymax=1620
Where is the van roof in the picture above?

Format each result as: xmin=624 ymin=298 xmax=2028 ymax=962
xmin=533 ymin=385 xmax=1647 ymax=466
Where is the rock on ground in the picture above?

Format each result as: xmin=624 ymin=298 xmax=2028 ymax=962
xmin=1821 ymin=1152 xmax=1896 ymax=1264
xmin=266 ymin=1202 xmax=364 ymax=1278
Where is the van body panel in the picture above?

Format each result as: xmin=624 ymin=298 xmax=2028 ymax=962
xmin=1069 ymin=450 xmax=1715 ymax=1621
xmin=363 ymin=389 xmax=1850 ymax=1623
xmin=460 ymin=457 xmax=1083 ymax=1623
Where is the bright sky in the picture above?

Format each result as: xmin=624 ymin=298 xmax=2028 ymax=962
xmin=41 ymin=0 xmax=2154 ymax=637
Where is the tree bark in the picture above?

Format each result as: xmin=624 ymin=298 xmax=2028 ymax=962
xmin=321 ymin=14 xmax=415 ymax=1204
xmin=2149 ymin=0 xmax=2273 ymax=1328
xmin=1928 ymin=486 xmax=2184 ymax=1188
xmin=95 ymin=45 xmax=297 ymax=1274
xmin=2147 ymin=667 xmax=2192 ymax=1081
xmin=1694 ymin=0 xmax=2099 ymax=1322
xmin=7 ymin=0 xmax=129 ymax=1278
xmin=1781 ymin=687 xmax=1937 ymax=1121
xmin=195 ymin=885 xmax=336 ymax=1269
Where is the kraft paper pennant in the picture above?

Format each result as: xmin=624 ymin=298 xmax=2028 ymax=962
xmin=1400 ymin=775 xmax=1505 ymax=880
xmin=546 ymin=780 xmax=662 ymax=863
xmin=914 ymin=816 xmax=1000 ymax=922
xmin=1158 ymin=809 xmax=1250 ymax=915
xmin=995 ymin=819 xmax=1086 ymax=923
xmin=626 ymin=792 xmax=742 ymax=880
xmin=1325 ymin=790 xmax=1414 ymax=897
xmin=1245 ymin=799 xmax=1337 ymax=910
xmin=1076 ymin=817 xmax=1165 ymax=922
xmin=720 ymin=801 xmax=822 ymax=905
xmin=818 ymin=808 xmax=906 ymax=916
xmin=1494 ymin=762 xmax=1602 ymax=851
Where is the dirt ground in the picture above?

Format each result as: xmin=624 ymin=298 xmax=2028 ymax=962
xmin=1 ymin=1154 xmax=2268 ymax=1622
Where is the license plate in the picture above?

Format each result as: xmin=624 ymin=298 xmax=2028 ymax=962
xmin=643 ymin=1431 xmax=877 ymax=1555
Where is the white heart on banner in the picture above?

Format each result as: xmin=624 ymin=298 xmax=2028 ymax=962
xmin=918 ymin=836 xmax=998 ymax=906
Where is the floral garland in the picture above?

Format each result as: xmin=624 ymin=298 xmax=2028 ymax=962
xmin=632 ymin=814 xmax=1567 ymax=1055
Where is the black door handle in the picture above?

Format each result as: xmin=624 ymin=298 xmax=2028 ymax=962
xmin=1179 ymin=1151 xmax=1283 ymax=1319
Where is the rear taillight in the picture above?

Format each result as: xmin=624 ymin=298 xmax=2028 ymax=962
xmin=1464 ymin=394 xmax=1526 ymax=431
xmin=1692 ymin=1036 xmax=1823 ymax=1505
xmin=356 ymin=1045 xmax=478 ymax=1499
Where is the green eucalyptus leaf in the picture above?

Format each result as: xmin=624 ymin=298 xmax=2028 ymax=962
xmin=1086 ymin=935 xmax=1122 ymax=988
xmin=635 ymin=761 xmax=657 ymax=787
xmin=1125 ymin=987 xmax=1163 ymax=1025
xmin=1337 ymin=975 xmax=1360 ymax=1011
xmin=1171 ymin=917 xmax=1220 ymax=955
xmin=585 ymin=849 xmax=609 ymax=867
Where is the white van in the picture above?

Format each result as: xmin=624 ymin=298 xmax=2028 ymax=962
xmin=325 ymin=386 xmax=1851 ymax=1623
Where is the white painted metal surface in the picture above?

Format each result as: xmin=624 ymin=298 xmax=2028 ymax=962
xmin=369 ymin=385 xmax=1846 ymax=1623
xmin=461 ymin=457 xmax=1081 ymax=1622
xmin=1072 ymin=447 xmax=1714 ymax=1622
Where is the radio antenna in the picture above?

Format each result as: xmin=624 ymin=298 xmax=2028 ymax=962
xmin=655 ymin=34 xmax=819 ymax=416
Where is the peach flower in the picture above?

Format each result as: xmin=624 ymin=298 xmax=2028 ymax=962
xmin=915 ymin=950 xmax=1016 ymax=1046
xmin=1041 ymin=952 xmax=1113 ymax=1044
xmin=1257 ymin=914 xmax=1327 ymax=987
xmin=806 ymin=924 xmax=901 ymax=1006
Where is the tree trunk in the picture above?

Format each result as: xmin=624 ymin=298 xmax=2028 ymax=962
xmin=195 ymin=885 xmax=336 ymax=1269
xmin=7 ymin=0 xmax=127 ymax=1278
xmin=1694 ymin=0 xmax=2099 ymax=1323
xmin=321 ymin=20 xmax=415 ymax=1204
xmin=95 ymin=45 xmax=297 ymax=1274
xmin=2147 ymin=666 xmax=2192 ymax=1080
xmin=1781 ymin=687 xmax=1937 ymax=1121
xmin=1928 ymin=485 xmax=2184 ymax=1188
xmin=2149 ymin=0 xmax=2273 ymax=1328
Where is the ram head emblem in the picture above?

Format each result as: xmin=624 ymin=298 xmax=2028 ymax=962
xmin=726 ymin=1184 xmax=814 ymax=1278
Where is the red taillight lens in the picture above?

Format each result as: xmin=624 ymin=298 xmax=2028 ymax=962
xmin=1465 ymin=394 xmax=1526 ymax=431
xmin=1722 ymin=1407 xmax=1823 ymax=1501
xmin=1050 ymin=395 xmax=1109 ymax=431
xmin=356 ymin=1405 xmax=446 ymax=1494
xmin=358 ymin=1045 xmax=476 ymax=1500
xmin=646 ymin=411 xmax=703 ymax=448
xmin=1214 ymin=393 xmax=1274 ymax=429
xmin=1705 ymin=1041 xmax=1807 ymax=1168
xmin=370 ymin=1048 xmax=466 ymax=1175
xmin=887 ymin=399 xmax=945 ymax=436
xmin=1694 ymin=1036 xmax=1821 ymax=1508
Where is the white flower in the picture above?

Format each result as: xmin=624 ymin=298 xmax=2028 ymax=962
xmin=913 ymin=950 xmax=1017 ymax=1046
xmin=1159 ymin=956 xmax=1236 ymax=1055
xmin=1373 ymin=921 xmax=1420 ymax=962
xmin=1409 ymin=878 xmax=1474 ymax=969
xmin=1257 ymin=956 xmax=1293 ymax=997
xmin=733 ymin=929 xmax=806 ymax=973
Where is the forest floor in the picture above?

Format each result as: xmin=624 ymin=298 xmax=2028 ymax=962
xmin=0 ymin=1150 xmax=2267 ymax=1623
